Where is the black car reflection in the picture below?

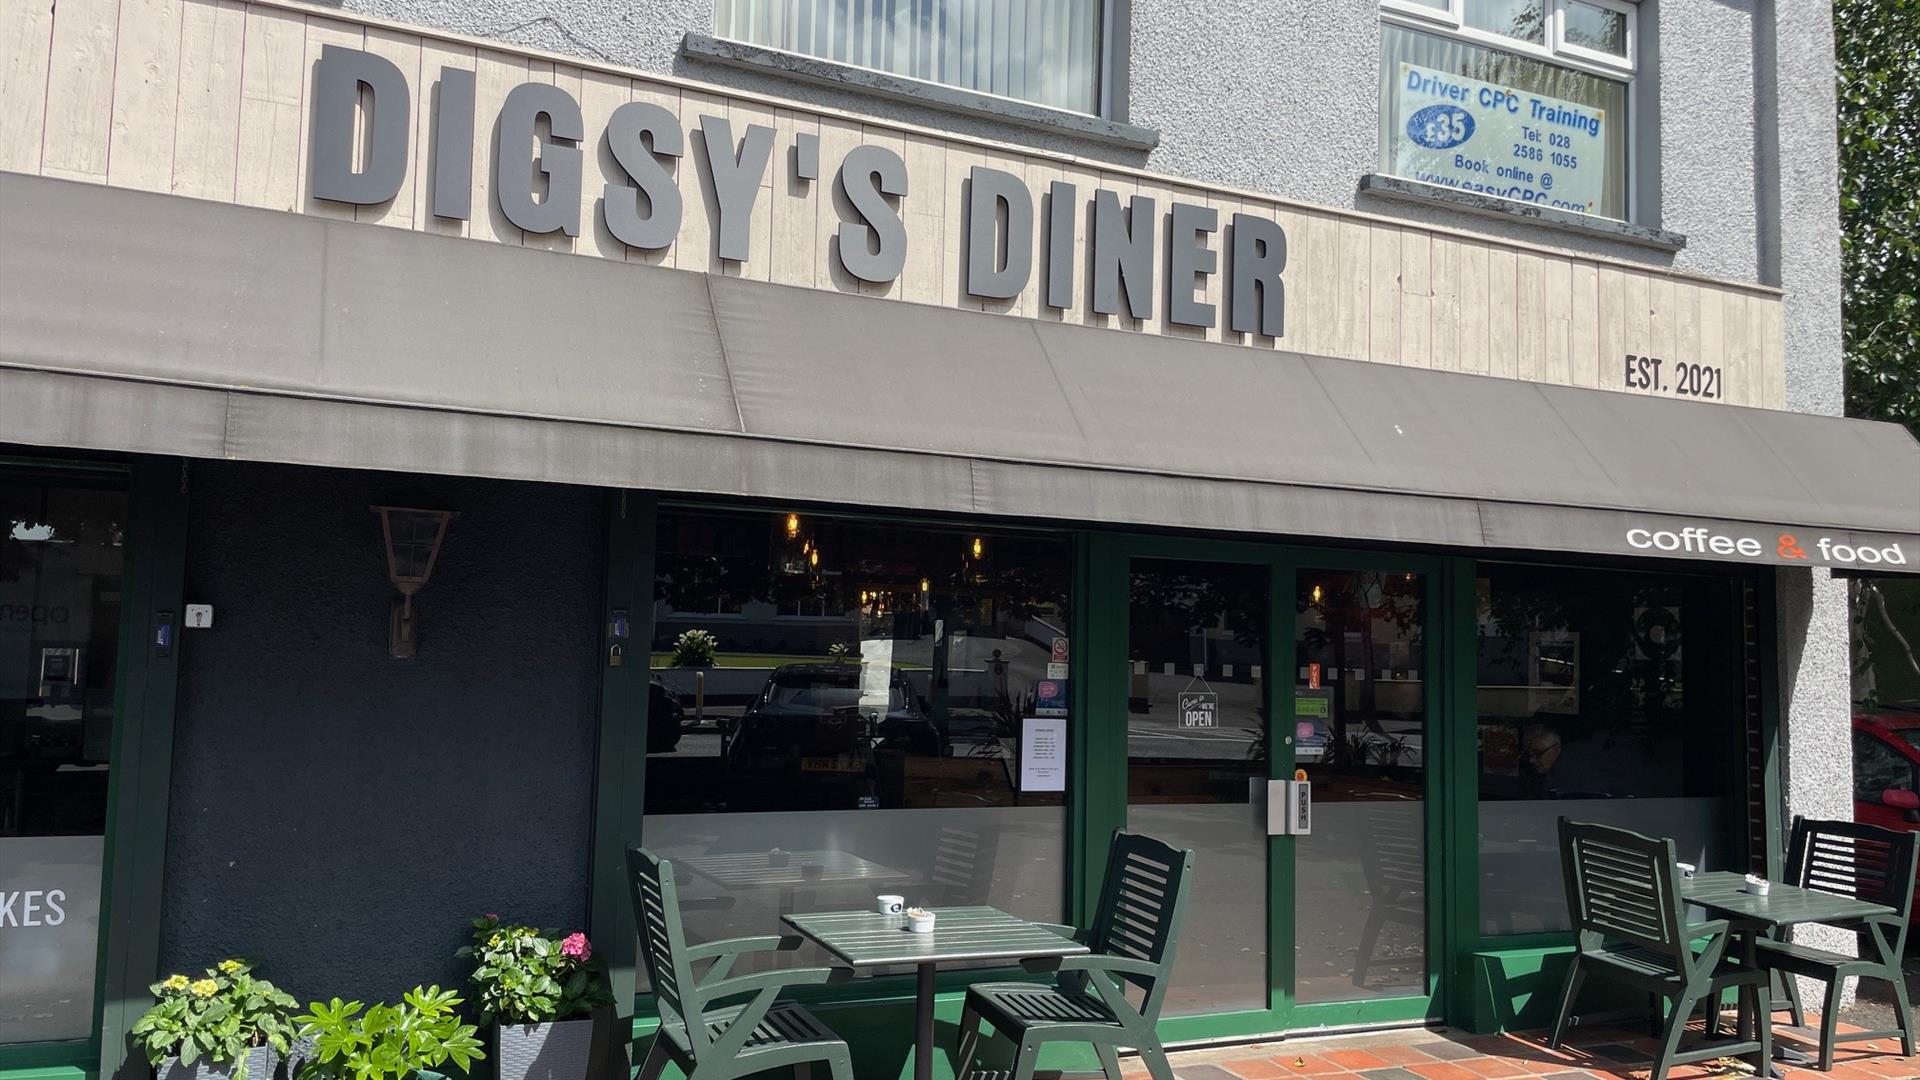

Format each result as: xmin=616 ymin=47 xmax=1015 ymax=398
xmin=724 ymin=664 xmax=947 ymax=809
xmin=648 ymin=678 xmax=684 ymax=754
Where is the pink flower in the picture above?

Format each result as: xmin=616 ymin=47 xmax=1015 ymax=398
xmin=484 ymin=913 xmax=500 ymax=921
xmin=560 ymin=932 xmax=591 ymax=962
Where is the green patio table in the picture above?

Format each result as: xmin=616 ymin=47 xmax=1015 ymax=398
xmin=783 ymin=905 xmax=1088 ymax=1080
xmin=1680 ymin=870 xmax=1897 ymax=1075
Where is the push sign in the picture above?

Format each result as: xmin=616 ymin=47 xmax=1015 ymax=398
xmin=1177 ymin=691 xmax=1218 ymax=728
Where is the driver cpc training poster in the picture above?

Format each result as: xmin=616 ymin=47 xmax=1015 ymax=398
xmin=1393 ymin=62 xmax=1608 ymax=216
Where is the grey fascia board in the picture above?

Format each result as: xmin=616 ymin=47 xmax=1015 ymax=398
xmin=1358 ymin=173 xmax=1688 ymax=252
xmin=681 ymin=32 xmax=1160 ymax=152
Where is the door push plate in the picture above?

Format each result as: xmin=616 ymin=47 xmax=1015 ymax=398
xmin=1266 ymin=779 xmax=1312 ymax=836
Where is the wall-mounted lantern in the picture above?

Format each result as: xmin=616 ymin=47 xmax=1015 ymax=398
xmin=370 ymin=505 xmax=457 ymax=658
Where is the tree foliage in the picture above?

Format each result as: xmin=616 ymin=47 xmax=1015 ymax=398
xmin=1836 ymin=0 xmax=1920 ymax=434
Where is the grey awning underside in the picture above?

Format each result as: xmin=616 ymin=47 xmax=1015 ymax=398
xmin=4 ymin=172 xmax=1917 ymax=569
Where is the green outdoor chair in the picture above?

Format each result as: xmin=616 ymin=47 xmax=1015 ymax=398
xmin=1548 ymin=819 xmax=1770 ymax=1080
xmin=953 ymin=831 xmax=1194 ymax=1080
xmin=625 ymin=844 xmax=856 ymax=1080
xmin=1758 ymin=817 xmax=1917 ymax=1068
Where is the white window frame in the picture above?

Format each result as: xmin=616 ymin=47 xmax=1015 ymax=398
xmin=1554 ymin=0 xmax=1637 ymax=72
xmin=1378 ymin=0 xmax=1640 ymax=222
xmin=709 ymin=0 xmax=1119 ymax=120
xmin=1379 ymin=0 xmax=1637 ymax=80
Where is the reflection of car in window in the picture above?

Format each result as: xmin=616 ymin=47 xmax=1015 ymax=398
xmin=1853 ymin=705 xmax=1920 ymax=921
xmin=647 ymin=678 xmax=684 ymax=754
xmin=725 ymin=664 xmax=947 ymax=808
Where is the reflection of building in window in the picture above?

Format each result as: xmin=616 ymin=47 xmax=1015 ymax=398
xmin=640 ymin=508 xmax=1073 ymax=980
xmin=3 ymin=481 xmax=127 ymax=840
xmin=648 ymin=509 xmax=1072 ymax=815
xmin=1473 ymin=560 xmax=1753 ymax=936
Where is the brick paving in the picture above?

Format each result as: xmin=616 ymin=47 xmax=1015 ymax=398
xmin=1115 ymin=1016 xmax=1917 ymax=1080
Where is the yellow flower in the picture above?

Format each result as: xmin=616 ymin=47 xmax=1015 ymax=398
xmin=162 ymin=975 xmax=190 ymax=992
xmin=189 ymin=980 xmax=218 ymax=998
xmin=218 ymin=960 xmax=244 ymax=975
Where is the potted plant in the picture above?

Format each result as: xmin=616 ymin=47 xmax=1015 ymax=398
xmin=294 ymin=986 xmax=483 ymax=1080
xmin=131 ymin=960 xmax=300 ymax=1080
xmin=668 ymin=628 xmax=718 ymax=667
xmin=456 ymin=917 xmax=611 ymax=1080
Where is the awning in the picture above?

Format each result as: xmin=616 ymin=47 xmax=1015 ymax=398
xmin=3 ymin=172 xmax=1917 ymax=572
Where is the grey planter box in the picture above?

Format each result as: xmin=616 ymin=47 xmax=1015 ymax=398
xmin=494 ymin=1019 xmax=593 ymax=1080
xmin=157 ymin=1046 xmax=279 ymax=1080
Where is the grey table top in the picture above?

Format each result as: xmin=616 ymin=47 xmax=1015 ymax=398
xmin=783 ymin=906 xmax=1089 ymax=968
xmin=675 ymin=849 xmax=913 ymax=889
xmin=1680 ymin=870 xmax=1896 ymax=927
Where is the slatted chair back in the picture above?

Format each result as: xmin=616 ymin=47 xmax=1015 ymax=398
xmin=1557 ymin=818 xmax=1688 ymax=970
xmin=1361 ymin=803 xmax=1425 ymax=905
xmin=1085 ymin=831 xmax=1195 ymax=1022
xmin=625 ymin=845 xmax=710 ymax=1052
xmin=1785 ymin=817 xmax=1919 ymax=921
xmin=929 ymin=823 xmax=1001 ymax=903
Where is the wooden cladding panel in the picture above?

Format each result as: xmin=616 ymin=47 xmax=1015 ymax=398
xmin=7 ymin=0 xmax=1786 ymax=408
xmin=0 ymin=0 xmax=57 ymax=175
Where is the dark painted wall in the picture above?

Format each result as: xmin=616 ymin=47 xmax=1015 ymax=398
xmin=160 ymin=461 xmax=605 ymax=1002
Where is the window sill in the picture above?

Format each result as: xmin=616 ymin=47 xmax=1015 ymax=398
xmin=1358 ymin=174 xmax=1686 ymax=252
xmin=680 ymin=33 xmax=1160 ymax=153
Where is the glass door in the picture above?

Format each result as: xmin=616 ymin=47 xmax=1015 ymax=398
xmin=1289 ymin=567 xmax=1432 ymax=1010
xmin=1088 ymin=537 xmax=1444 ymax=1040
xmin=1123 ymin=558 xmax=1272 ymax=1019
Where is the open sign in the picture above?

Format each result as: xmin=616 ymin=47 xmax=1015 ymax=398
xmin=1177 ymin=691 xmax=1218 ymax=728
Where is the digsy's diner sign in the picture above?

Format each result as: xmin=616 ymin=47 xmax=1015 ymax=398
xmin=310 ymin=47 xmax=1288 ymax=337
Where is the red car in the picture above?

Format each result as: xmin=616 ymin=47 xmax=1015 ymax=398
xmin=1852 ymin=706 xmax=1920 ymax=921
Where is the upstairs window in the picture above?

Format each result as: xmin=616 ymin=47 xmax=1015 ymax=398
xmin=1379 ymin=0 xmax=1636 ymax=221
xmin=715 ymin=0 xmax=1105 ymax=115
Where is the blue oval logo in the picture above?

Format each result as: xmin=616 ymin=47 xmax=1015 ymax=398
xmin=1407 ymin=104 xmax=1474 ymax=149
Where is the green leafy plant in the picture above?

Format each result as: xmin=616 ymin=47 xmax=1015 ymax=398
xmin=1374 ymin=733 xmax=1413 ymax=767
xmin=1837 ymin=0 xmax=1919 ymax=437
xmin=131 ymin=960 xmax=300 ymax=1080
xmin=294 ymin=986 xmax=483 ymax=1080
xmin=1333 ymin=729 xmax=1377 ymax=769
xmin=456 ymin=917 xmax=612 ymax=1025
xmin=669 ymin=628 xmax=718 ymax=667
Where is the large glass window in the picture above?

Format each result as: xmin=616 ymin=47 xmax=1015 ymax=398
xmin=1379 ymin=0 xmax=1634 ymax=221
xmin=2 ymin=477 xmax=126 ymax=1043
xmin=714 ymin=0 xmax=1104 ymax=114
xmin=1475 ymin=563 xmax=1748 ymax=935
xmin=645 ymin=508 xmax=1071 ymax=971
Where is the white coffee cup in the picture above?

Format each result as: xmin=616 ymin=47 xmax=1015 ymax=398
xmin=1676 ymin=862 xmax=1696 ymax=879
xmin=876 ymin=894 xmax=905 ymax=915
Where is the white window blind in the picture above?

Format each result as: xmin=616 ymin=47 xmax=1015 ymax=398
xmin=716 ymin=0 xmax=1103 ymax=114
